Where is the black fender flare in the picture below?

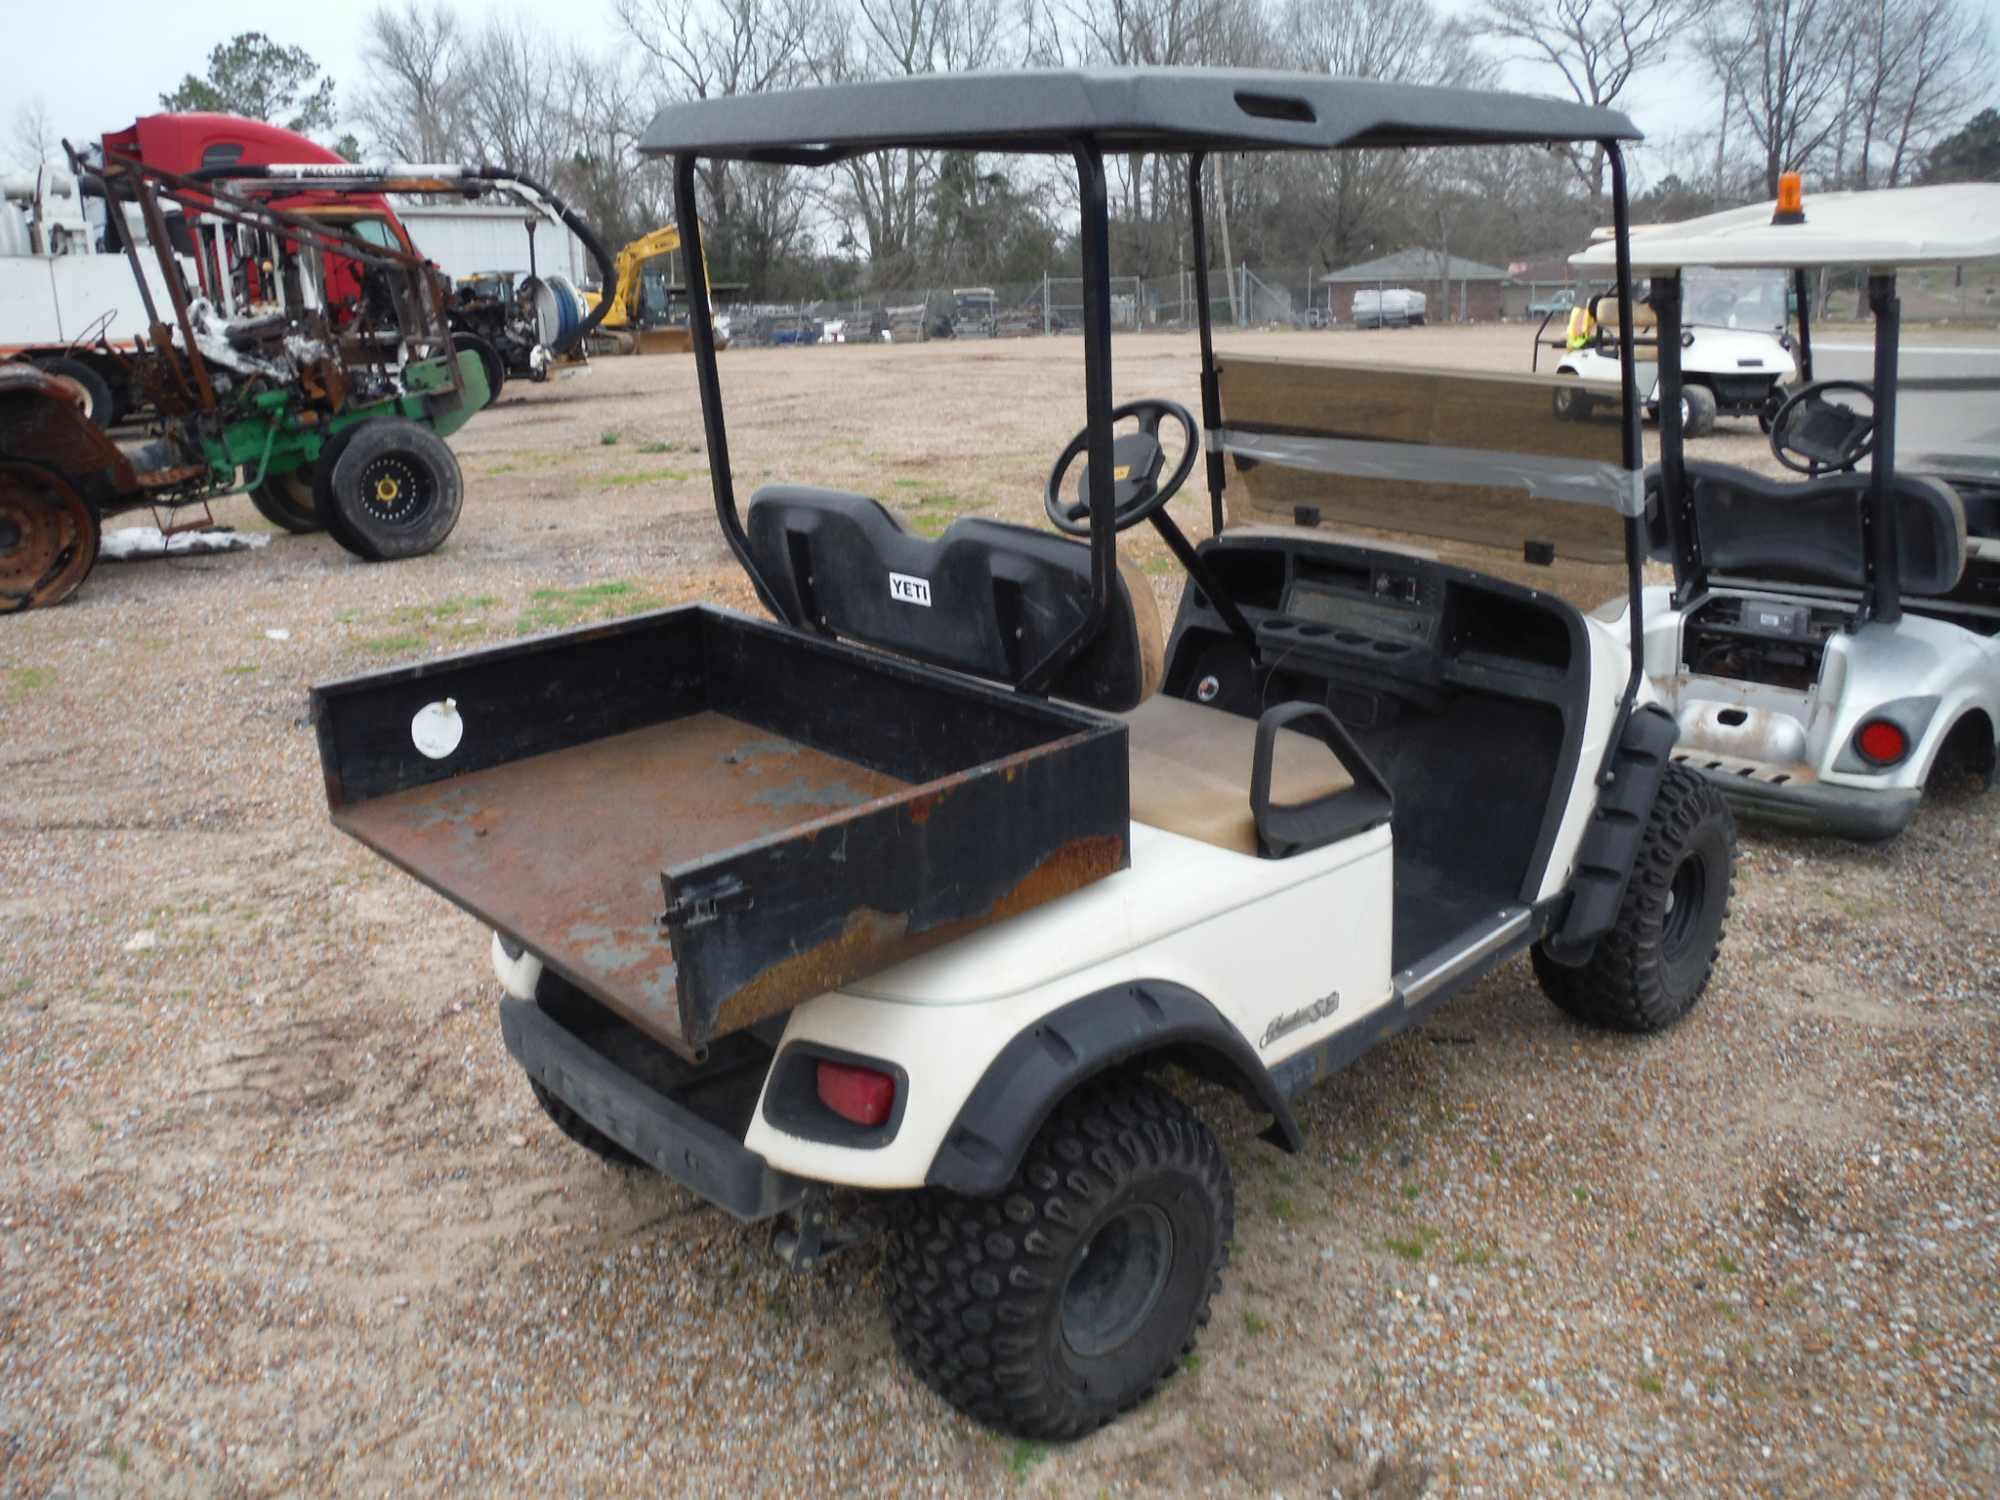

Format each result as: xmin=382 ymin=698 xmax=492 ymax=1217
xmin=923 ymin=979 xmax=1303 ymax=1197
xmin=1542 ymin=701 xmax=1679 ymax=965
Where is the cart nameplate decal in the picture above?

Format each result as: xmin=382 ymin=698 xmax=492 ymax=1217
xmin=1260 ymin=990 xmax=1341 ymax=1049
xmin=889 ymin=572 xmax=932 ymax=607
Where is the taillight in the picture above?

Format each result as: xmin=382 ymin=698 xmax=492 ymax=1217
xmin=816 ymin=1060 xmax=896 ymax=1126
xmin=1854 ymin=719 xmax=1909 ymax=766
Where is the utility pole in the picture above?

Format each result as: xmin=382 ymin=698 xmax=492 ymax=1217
xmin=1215 ymin=156 xmax=1240 ymax=327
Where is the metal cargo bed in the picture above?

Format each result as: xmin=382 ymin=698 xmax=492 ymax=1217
xmin=312 ymin=606 xmax=1129 ymax=1058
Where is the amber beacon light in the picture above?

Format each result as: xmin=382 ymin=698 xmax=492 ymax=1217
xmin=1772 ymin=172 xmax=1806 ymax=225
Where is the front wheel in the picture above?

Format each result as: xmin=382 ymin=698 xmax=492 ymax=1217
xmin=883 ymin=1076 xmax=1231 ymax=1440
xmin=1533 ymin=764 xmax=1734 ymax=1032
xmin=323 ymin=419 xmax=464 ymax=562
xmin=1680 ymin=383 xmax=1718 ymax=438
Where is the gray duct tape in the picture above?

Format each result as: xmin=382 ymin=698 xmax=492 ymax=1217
xmin=1213 ymin=429 xmax=1648 ymax=517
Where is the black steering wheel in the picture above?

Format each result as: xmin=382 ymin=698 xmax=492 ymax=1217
xmin=1043 ymin=399 xmax=1199 ymax=536
xmin=1769 ymin=380 xmax=1876 ymax=476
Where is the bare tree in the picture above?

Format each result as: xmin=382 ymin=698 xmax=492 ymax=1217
xmin=1869 ymin=0 xmax=1992 ymax=185
xmin=1277 ymin=0 xmax=1492 ymax=271
xmin=354 ymin=2 xmax=468 ymax=162
xmin=1705 ymin=0 xmax=1857 ymax=193
xmin=11 ymin=96 xmax=55 ymax=172
xmin=823 ymin=0 xmax=1019 ymax=273
xmin=1474 ymin=0 xmax=1707 ymax=200
xmin=615 ymin=0 xmax=825 ymax=286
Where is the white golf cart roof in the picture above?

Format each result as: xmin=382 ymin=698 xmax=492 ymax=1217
xmin=1571 ymin=183 xmax=2000 ymax=273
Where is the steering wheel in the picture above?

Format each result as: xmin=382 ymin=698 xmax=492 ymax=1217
xmin=1769 ymin=380 xmax=1876 ymax=476
xmin=1044 ymin=399 xmax=1199 ymax=536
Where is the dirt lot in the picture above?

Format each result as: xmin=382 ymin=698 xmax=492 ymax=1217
xmin=3 ymin=326 xmax=1997 ymax=1498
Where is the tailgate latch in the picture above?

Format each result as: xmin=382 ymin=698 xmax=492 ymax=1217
xmin=659 ymin=873 xmax=753 ymax=930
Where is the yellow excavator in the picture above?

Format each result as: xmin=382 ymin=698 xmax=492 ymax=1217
xmin=583 ymin=223 xmax=731 ymax=355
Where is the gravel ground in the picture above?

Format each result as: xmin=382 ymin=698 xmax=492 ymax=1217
xmin=2 ymin=327 xmax=1996 ymax=1498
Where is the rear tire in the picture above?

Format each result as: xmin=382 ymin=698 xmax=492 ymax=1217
xmin=323 ymin=419 xmax=463 ymax=562
xmin=34 ymin=356 xmax=115 ymax=430
xmin=527 ymin=1078 xmax=642 ymax=1168
xmin=0 ymin=460 xmax=99 ymax=612
xmin=453 ymin=331 xmax=505 ymax=403
xmin=1533 ymin=764 xmax=1734 ymax=1032
xmin=883 ymin=1076 xmax=1231 ymax=1440
xmin=1681 ymin=383 xmax=1718 ymax=438
xmin=247 ymin=470 xmax=325 ymax=533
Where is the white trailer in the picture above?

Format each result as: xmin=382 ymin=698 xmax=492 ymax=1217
xmin=391 ymin=200 xmax=597 ymax=288
xmin=1 ymin=163 xmax=187 ymax=424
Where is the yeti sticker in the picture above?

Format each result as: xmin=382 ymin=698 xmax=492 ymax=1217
xmin=889 ymin=572 xmax=932 ymax=607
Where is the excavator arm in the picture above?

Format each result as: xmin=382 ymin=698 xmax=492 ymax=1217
xmin=599 ymin=224 xmax=683 ymax=331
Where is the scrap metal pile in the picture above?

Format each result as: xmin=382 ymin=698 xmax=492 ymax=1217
xmin=0 ymin=152 xmax=609 ymax=612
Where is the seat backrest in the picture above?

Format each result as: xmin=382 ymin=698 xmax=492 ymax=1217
xmin=1592 ymin=293 xmax=1657 ymax=334
xmin=746 ymin=486 xmax=1164 ymax=712
xmin=1686 ymin=460 xmax=1967 ymax=596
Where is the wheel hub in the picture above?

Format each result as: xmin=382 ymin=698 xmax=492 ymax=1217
xmin=357 ymin=455 xmax=430 ymax=526
xmin=1060 ymin=1203 xmax=1176 ymax=1359
xmin=1662 ymin=853 xmax=1705 ymax=960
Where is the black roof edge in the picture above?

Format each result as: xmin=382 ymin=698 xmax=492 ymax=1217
xmin=639 ymin=68 xmax=1641 ymax=162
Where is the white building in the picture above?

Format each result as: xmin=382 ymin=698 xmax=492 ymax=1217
xmin=391 ymin=200 xmax=599 ymax=288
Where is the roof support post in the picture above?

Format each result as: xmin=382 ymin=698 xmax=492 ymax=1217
xmin=1018 ymin=144 xmax=1117 ymax=694
xmin=1867 ymin=272 xmax=1902 ymax=626
xmin=1603 ymin=138 xmax=1648 ymax=773
xmin=1792 ymin=267 xmax=1814 ymax=384
xmin=1651 ymin=271 xmax=1695 ymax=601
xmin=675 ymin=150 xmax=786 ymax=622
xmin=1187 ymin=152 xmax=1226 ymax=538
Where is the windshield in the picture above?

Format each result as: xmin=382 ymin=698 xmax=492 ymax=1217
xmin=348 ymin=216 xmax=400 ymax=250
xmin=1213 ymin=352 xmax=1635 ymax=604
xmin=1684 ymin=268 xmax=1788 ymax=332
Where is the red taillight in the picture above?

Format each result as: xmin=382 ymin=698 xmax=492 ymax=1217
xmin=1854 ymin=719 xmax=1909 ymax=766
xmin=815 ymin=1060 xmax=896 ymax=1127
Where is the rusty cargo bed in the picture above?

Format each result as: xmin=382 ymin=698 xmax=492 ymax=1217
xmin=312 ymin=605 xmax=1130 ymax=1058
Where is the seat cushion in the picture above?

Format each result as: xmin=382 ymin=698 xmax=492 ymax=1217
xmin=1685 ymin=460 xmax=1967 ymax=595
xmin=746 ymin=486 xmax=1164 ymax=711
xmin=1119 ymin=694 xmax=1353 ymax=856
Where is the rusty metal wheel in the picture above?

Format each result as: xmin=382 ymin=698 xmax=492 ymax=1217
xmin=0 ymin=460 xmax=100 ymax=613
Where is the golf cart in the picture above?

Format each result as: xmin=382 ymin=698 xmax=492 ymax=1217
xmin=1573 ymin=181 xmax=2000 ymax=840
xmin=1536 ymin=264 xmax=1798 ymax=436
xmin=310 ymin=69 xmax=1736 ymax=1439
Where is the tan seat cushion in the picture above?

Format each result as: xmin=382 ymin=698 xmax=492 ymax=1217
xmin=1117 ymin=555 xmax=1168 ymax=702
xmin=1119 ymin=694 xmax=1354 ymax=856
xmin=1593 ymin=293 xmax=1657 ymax=333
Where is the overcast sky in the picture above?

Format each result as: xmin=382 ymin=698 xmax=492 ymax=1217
xmin=7 ymin=0 xmax=1997 ymax=184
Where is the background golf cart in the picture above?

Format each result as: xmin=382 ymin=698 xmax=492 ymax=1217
xmin=1535 ymin=265 xmax=1798 ymax=436
xmin=1574 ymin=181 xmax=2000 ymax=841
xmin=311 ymin=69 xmax=1737 ymax=1442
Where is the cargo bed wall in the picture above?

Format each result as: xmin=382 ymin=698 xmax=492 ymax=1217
xmin=312 ymin=606 xmax=1129 ymax=1057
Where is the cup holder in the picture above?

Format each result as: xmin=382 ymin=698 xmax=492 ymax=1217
xmin=1297 ymin=624 xmax=1331 ymax=638
xmin=1371 ymin=640 xmax=1407 ymax=655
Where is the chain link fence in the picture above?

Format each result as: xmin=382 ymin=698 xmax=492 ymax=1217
xmin=714 ymin=258 xmax=2000 ymax=345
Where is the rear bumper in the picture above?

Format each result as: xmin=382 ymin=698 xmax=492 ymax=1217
xmin=500 ymin=997 xmax=803 ymax=1220
xmin=1697 ymin=769 xmax=1920 ymax=841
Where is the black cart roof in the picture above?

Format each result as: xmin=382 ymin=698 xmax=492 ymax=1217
xmin=639 ymin=67 xmax=1639 ymax=163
